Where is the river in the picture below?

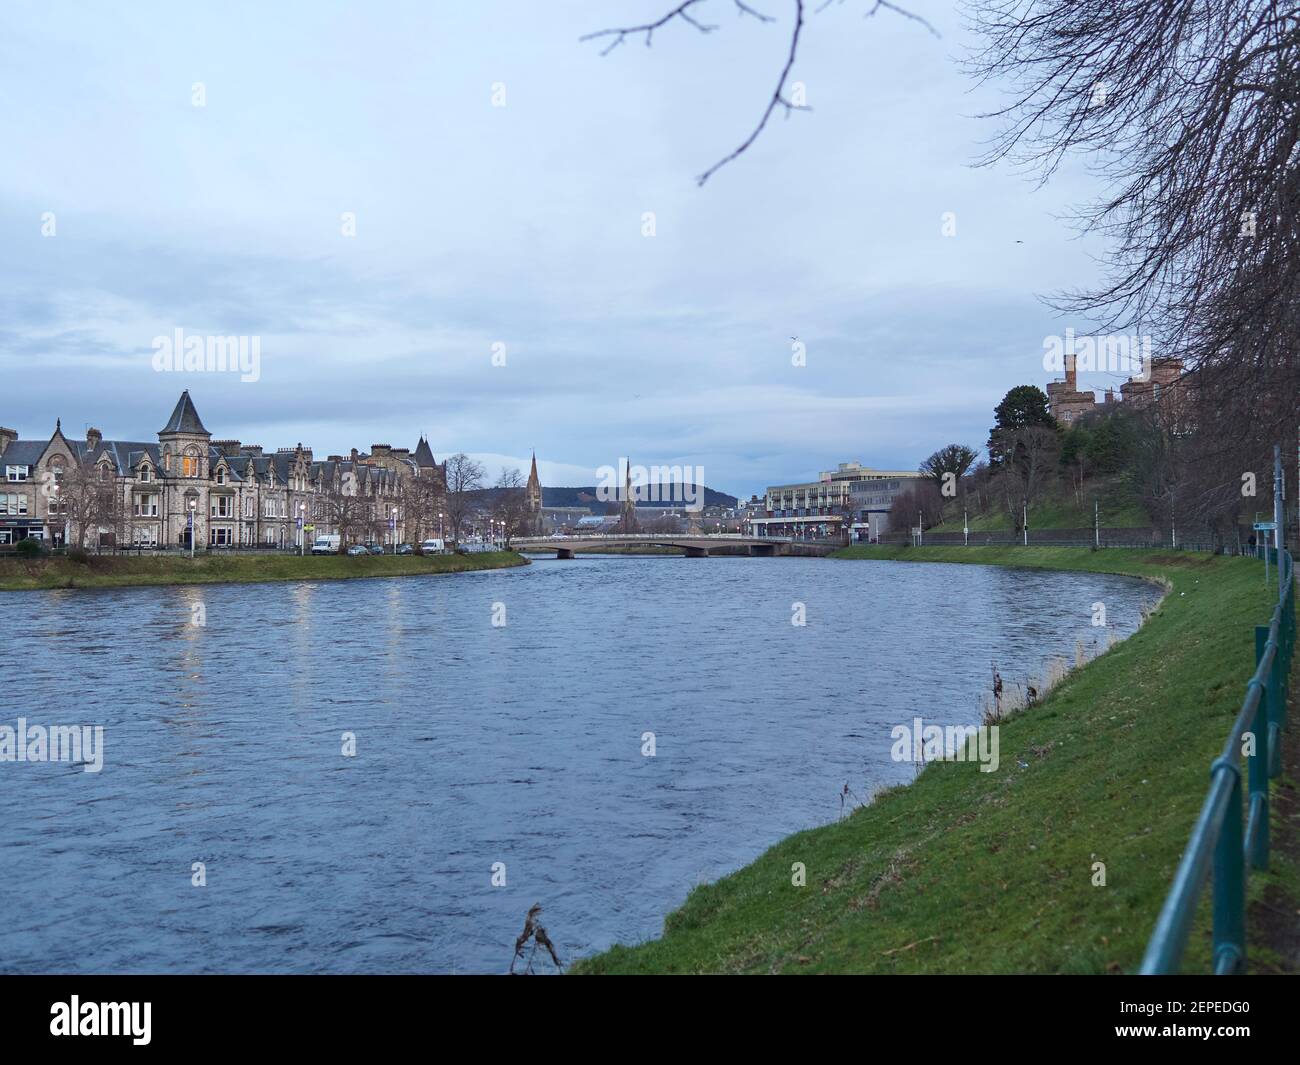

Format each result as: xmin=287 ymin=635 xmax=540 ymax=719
xmin=0 ymin=554 xmax=1157 ymax=973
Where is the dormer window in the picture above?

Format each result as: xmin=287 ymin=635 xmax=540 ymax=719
xmin=215 ymin=466 xmax=226 ymax=485
xmin=139 ymin=466 xmax=152 ymax=483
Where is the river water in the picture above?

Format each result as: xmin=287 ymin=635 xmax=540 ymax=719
xmin=0 ymin=554 xmax=1156 ymax=973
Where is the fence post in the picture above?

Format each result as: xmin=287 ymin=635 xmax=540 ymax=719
xmin=1211 ymin=757 xmax=1246 ymax=973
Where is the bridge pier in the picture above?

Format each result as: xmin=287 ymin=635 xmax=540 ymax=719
xmin=748 ymin=543 xmax=778 ymax=557
xmin=682 ymin=546 xmax=709 ymax=558
xmin=555 ymin=548 xmax=574 ymax=560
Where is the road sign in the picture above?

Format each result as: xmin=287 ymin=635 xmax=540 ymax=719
xmin=1253 ymin=522 xmax=1277 ymax=531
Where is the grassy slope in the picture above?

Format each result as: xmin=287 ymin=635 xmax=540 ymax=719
xmin=0 ymin=550 xmax=527 ymax=590
xmin=935 ymin=496 xmax=1149 ymax=538
xmin=577 ymin=546 xmax=1274 ymax=974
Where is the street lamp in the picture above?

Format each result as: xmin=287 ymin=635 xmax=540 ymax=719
xmin=188 ymin=498 xmax=197 ymax=559
xmin=391 ymin=506 xmax=398 ymax=552
xmin=299 ymin=502 xmax=306 ymax=556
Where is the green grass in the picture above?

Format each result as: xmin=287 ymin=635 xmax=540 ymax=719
xmin=0 ymin=550 xmax=528 ymax=590
xmin=576 ymin=545 xmax=1279 ymax=974
xmin=958 ymin=488 xmax=1150 ymax=533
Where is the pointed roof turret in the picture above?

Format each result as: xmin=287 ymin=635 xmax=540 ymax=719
xmin=413 ymin=436 xmax=437 ymax=468
xmin=527 ymin=450 xmax=540 ymax=489
xmin=160 ymin=390 xmax=209 ymax=436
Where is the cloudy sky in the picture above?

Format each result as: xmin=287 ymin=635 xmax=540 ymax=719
xmin=1 ymin=0 xmax=1118 ymax=496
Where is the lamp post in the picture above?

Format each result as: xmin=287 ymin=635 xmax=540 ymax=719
xmin=391 ymin=506 xmax=398 ymax=552
xmin=299 ymin=502 xmax=306 ymax=556
xmin=188 ymin=499 xmax=196 ymax=559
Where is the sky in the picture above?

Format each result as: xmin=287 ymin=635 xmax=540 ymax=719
xmin=0 ymin=0 xmax=1122 ymax=496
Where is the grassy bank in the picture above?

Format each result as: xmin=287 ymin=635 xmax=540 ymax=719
xmin=0 ymin=550 xmax=527 ymax=591
xmin=577 ymin=545 xmax=1277 ymax=974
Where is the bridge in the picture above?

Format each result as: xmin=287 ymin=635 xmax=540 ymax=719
xmin=511 ymin=533 xmax=798 ymax=559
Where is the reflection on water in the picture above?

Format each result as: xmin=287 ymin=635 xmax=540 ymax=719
xmin=0 ymin=555 xmax=1156 ymax=973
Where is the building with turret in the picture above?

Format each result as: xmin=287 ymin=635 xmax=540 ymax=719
xmin=0 ymin=392 xmax=446 ymax=550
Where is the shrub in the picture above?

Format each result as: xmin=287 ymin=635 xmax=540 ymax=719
xmin=14 ymin=538 xmax=43 ymax=558
xmin=66 ymin=547 xmax=91 ymax=565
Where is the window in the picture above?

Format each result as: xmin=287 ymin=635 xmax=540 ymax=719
xmin=0 ymin=493 xmax=28 ymax=516
xmin=132 ymin=526 xmax=158 ymax=547
xmin=138 ymin=466 xmax=152 ymax=483
xmin=209 ymin=527 xmax=232 ymax=546
xmin=6 ymin=465 xmax=30 ymax=482
xmin=243 ymin=498 xmax=254 ymax=519
xmin=211 ymin=496 xmax=233 ymax=518
xmin=181 ymin=455 xmax=199 ymax=477
xmin=134 ymin=494 xmax=159 ymax=517
xmin=50 ymin=460 xmax=65 ymax=484
xmin=215 ymin=467 xmax=226 ymax=485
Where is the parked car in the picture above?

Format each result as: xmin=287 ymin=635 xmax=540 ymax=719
xmin=311 ymin=534 xmax=341 ymax=555
xmin=346 ymin=544 xmax=368 ymax=556
xmin=366 ymin=543 xmax=385 ymax=555
xmin=395 ymin=543 xmax=414 ymax=555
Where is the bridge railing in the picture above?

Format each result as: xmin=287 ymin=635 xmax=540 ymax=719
xmin=1140 ymin=548 xmax=1295 ymax=974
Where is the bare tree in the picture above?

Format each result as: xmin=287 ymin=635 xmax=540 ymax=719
xmin=491 ymin=467 xmax=531 ymax=547
xmin=967 ymin=0 xmax=1300 ymax=441
xmin=55 ymin=462 xmax=118 ymax=550
xmin=443 ymin=453 xmax=486 ymax=547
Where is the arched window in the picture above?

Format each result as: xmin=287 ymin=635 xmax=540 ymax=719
xmin=182 ymin=447 xmax=200 ymax=478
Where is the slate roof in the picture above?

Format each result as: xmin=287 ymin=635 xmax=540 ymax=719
xmin=159 ymin=391 xmax=209 ymax=435
xmin=0 ymin=440 xmax=46 ymax=467
xmin=413 ymin=437 xmax=438 ymax=468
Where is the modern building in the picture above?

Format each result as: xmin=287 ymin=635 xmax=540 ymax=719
xmin=0 ymin=392 xmax=450 ymax=550
xmin=746 ymin=461 xmax=923 ymax=542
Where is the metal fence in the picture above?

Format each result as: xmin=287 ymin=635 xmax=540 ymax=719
xmin=1140 ymin=548 xmax=1296 ymax=973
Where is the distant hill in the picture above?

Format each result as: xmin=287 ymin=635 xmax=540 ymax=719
xmin=542 ymin=485 xmax=736 ymax=510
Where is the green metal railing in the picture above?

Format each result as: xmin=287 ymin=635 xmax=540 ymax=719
xmin=1140 ymin=547 xmax=1296 ymax=974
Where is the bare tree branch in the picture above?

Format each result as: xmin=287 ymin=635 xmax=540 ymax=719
xmin=583 ymin=0 xmax=940 ymax=184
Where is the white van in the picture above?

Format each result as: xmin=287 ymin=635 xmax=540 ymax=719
xmin=419 ymin=538 xmax=445 ymax=554
xmin=311 ymin=534 xmax=341 ymax=555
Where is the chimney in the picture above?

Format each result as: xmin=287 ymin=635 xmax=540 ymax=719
xmin=0 ymin=427 xmax=16 ymax=456
xmin=241 ymin=444 xmax=263 ymax=457
xmin=1064 ymin=353 xmax=1077 ymax=392
xmin=86 ymin=427 xmax=102 ymax=451
xmin=213 ymin=439 xmax=242 ymax=456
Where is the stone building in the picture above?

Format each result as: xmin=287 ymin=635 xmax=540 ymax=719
xmin=1046 ymin=355 xmax=1184 ymax=425
xmin=0 ymin=391 xmax=446 ymax=550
